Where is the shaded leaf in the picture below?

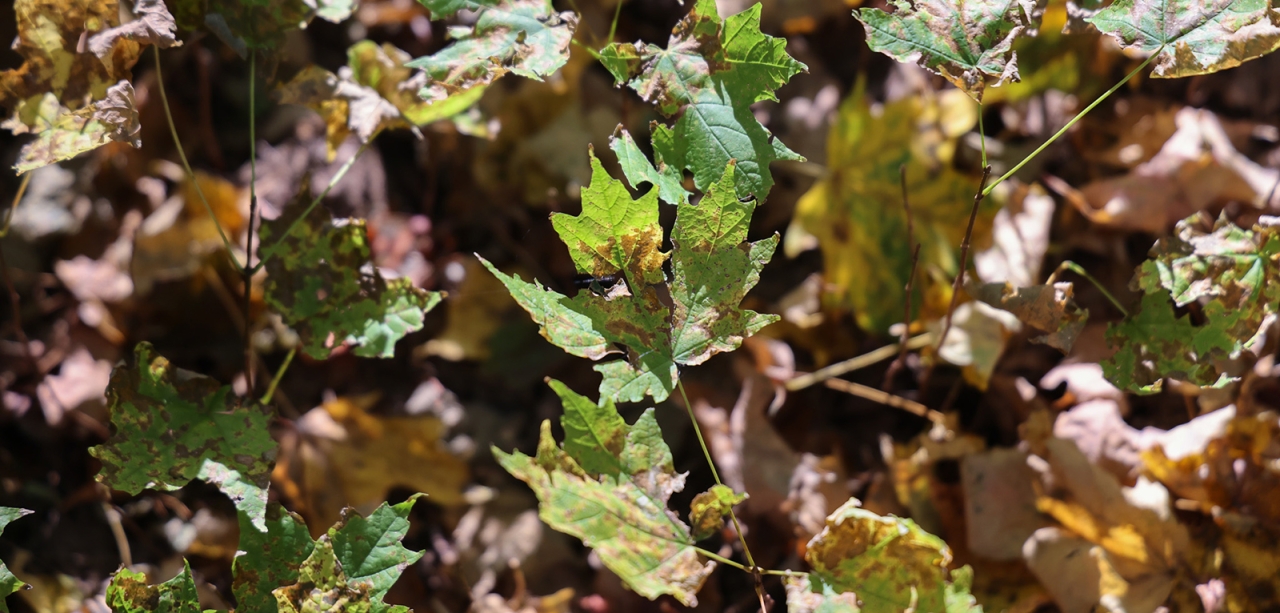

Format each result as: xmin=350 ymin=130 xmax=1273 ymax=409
xmin=486 ymin=158 xmax=776 ymax=403
xmin=277 ymin=66 xmax=414 ymax=161
xmin=1086 ymin=0 xmax=1280 ymax=78
xmin=493 ymin=380 xmax=714 ymax=605
xmin=105 ymin=560 xmax=199 ymax=613
xmin=258 ymin=187 xmax=444 ymax=359
xmin=689 ymin=484 xmax=746 ymax=541
xmin=797 ymin=498 xmax=977 ymax=613
xmin=233 ymin=505 xmax=316 ymax=613
xmin=856 ymin=0 xmax=1048 ymax=101
xmin=0 ymin=508 xmax=33 ymax=611
xmin=600 ymin=0 xmax=807 ymax=201
xmin=173 ymin=0 xmax=310 ymax=54
xmin=788 ymin=86 xmax=993 ymax=333
xmin=405 ymin=0 xmax=577 ymax=103
xmin=969 ymin=281 xmax=1088 ymax=352
xmin=89 ymin=343 xmax=277 ymax=499
xmin=1103 ymin=215 xmax=1280 ymax=393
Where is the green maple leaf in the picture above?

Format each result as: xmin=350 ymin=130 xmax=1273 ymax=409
xmin=233 ymin=505 xmax=316 ymax=613
xmin=89 ymin=343 xmax=277 ymax=522
xmin=600 ymin=0 xmax=806 ymax=202
xmin=259 ymin=187 xmax=443 ymax=360
xmin=107 ymin=560 xmax=200 ymax=613
xmin=788 ymin=499 xmax=982 ymax=613
xmin=493 ymin=380 xmax=715 ymax=605
xmin=1086 ymin=0 xmax=1280 ymax=78
xmin=405 ymin=0 xmax=577 ymax=103
xmin=610 ymin=126 xmax=691 ymax=207
xmin=856 ymin=0 xmax=1048 ymax=101
xmin=483 ymin=154 xmax=777 ymax=402
xmin=0 ymin=508 xmax=33 ymax=612
xmin=1103 ymin=215 xmax=1280 ymax=393
xmin=234 ymin=497 xmax=423 ymax=613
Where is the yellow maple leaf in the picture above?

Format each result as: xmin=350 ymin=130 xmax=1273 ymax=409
xmin=786 ymin=84 xmax=997 ymax=333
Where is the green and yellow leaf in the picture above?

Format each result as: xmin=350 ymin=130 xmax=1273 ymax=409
xmin=493 ymin=380 xmax=714 ymax=605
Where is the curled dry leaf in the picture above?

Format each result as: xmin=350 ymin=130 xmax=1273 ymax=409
xmin=969 ymin=281 xmax=1088 ymax=352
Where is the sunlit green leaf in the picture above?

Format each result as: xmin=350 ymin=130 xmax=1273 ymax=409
xmin=600 ymin=0 xmax=806 ymax=201
xmin=493 ymin=380 xmax=714 ymax=605
xmin=486 ymin=157 xmax=776 ymax=403
xmin=258 ymin=187 xmax=444 ymax=359
xmin=106 ymin=560 xmax=200 ymax=613
xmin=1086 ymin=0 xmax=1280 ymax=78
xmin=1103 ymin=215 xmax=1280 ymax=393
xmin=856 ymin=0 xmax=1047 ymax=101
xmin=609 ymin=126 xmax=692 ymax=205
xmin=406 ymin=0 xmax=577 ymax=103
xmin=89 ymin=343 xmax=276 ymax=507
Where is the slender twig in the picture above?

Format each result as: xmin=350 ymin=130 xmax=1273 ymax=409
xmin=1048 ymin=260 xmax=1129 ymax=317
xmin=786 ymin=333 xmax=934 ymax=392
xmin=243 ymin=51 xmax=259 ymax=394
xmin=0 ymin=244 xmax=35 ymax=376
xmin=978 ymin=107 xmax=987 ymax=169
xmin=935 ymin=166 xmax=991 ymax=352
xmin=101 ymin=500 xmax=132 ymax=568
xmin=1 ymin=172 xmax=31 ymax=237
xmin=260 ymin=346 xmax=296 ymax=406
xmin=982 ymin=47 xmax=1163 ymax=197
xmin=251 ymin=139 xmax=373 ymax=272
xmin=884 ymin=165 xmax=919 ymax=391
xmin=153 ymin=46 xmax=243 ymax=272
xmin=823 ymin=378 xmax=944 ymax=423
xmin=676 ymin=379 xmax=766 ymax=612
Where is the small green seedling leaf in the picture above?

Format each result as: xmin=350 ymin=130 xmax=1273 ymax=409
xmin=494 ymin=380 xmax=715 ymax=605
xmin=259 ymin=187 xmax=444 ymax=359
xmin=689 ymin=484 xmax=747 ymax=541
xmin=790 ymin=498 xmax=981 ymax=613
xmin=1103 ymin=215 xmax=1280 ymax=393
xmin=968 ymin=281 xmax=1088 ymax=352
xmin=600 ymin=0 xmax=807 ymax=201
xmin=233 ymin=505 xmax=316 ymax=613
xmin=405 ymin=0 xmax=577 ymax=103
xmin=90 ymin=343 xmax=276 ymax=508
xmin=485 ymin=154 xmax=777 ymax=403
xmin=106 ymin=560 xmax=200 ymax=613
xmin=856 ymin=0 xmax=1048 ymax=101
xmin=1086 ymin=0 xmax=1280 ymax=78
xmin=0 ymin=508 xmax=33 ymax=612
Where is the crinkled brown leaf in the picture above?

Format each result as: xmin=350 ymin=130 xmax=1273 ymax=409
xmin=969 ymin=281 xmax=1088 ymax=352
